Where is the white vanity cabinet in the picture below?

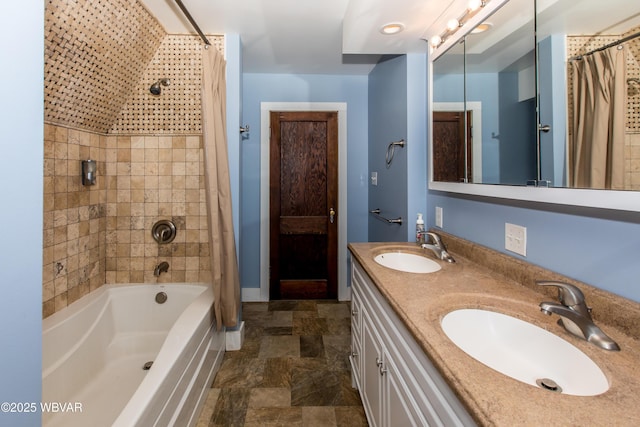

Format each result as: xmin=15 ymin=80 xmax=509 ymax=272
xmin=350 ymin=259 xmax=476 ymax=427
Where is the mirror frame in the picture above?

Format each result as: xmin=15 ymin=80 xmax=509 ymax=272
xmin=427 ymin=0 xmax=640 ymax=212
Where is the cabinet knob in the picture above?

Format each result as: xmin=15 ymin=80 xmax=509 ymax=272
xmin=351 ymin=350 xmax=358 ymax=357
xmin=351 ymin=308 xmax=358 ymax=316
xmin=379 ymin=364 xmax=388 ymax=376
xmin=376 ymin=357 xmax=383 ymax=367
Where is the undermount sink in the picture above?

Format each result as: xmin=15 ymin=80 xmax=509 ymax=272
xmin=374 ymin=252 xmax=441 ymax=274
xmin=441 ymin=309 xmax=609 ymax=396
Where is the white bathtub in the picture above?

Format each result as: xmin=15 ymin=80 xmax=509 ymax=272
xmin=42 ymin=283 xmax=225 ymax=427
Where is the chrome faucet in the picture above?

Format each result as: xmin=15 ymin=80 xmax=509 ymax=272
xmin=418 ymin=231 xmax=455 ymax=263
xmin=537 ymin=281 xmax=620 ymax=351
xmin=154 ymin=261 xmax=170 ymax=277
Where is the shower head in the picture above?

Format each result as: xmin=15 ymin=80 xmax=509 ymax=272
xmin=150 ymin=78 xmax=170 ymax=95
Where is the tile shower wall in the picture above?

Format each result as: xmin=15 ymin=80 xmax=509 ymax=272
xmin=43 ymin=0 xmax=225 ymax=317
xmin=104 ymin=134 xmax=211 ymax=284
xmin=42 ymin=125 xmax=212 ymax=317
xmin=43 ymin=124 xmax=107 ymax=317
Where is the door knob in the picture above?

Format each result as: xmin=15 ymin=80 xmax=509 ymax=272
xmin=329 ymin=208 xmax=336 ymax=224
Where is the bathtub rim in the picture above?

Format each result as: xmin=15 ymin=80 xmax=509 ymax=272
xmin=42 ymin=282 xmax=217 ymax=427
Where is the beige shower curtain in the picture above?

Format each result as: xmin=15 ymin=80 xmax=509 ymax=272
xmin=201 ymin=46 xmax=240 ymax=329
xmin=569 ymin=45 xmax=626 ymax=189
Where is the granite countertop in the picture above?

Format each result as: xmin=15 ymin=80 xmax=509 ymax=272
xmin=348 ymin=240 xmax=640 ymax=426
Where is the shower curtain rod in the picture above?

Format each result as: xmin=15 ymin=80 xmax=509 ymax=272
xmin=174 ymin=0 xmax=211 ymax=46
xmin=569 ymin=31 xmax=640 ymax=61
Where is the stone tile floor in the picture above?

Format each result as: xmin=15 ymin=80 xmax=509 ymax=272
xmin=196 ymin=301 xmax=368 ymax=427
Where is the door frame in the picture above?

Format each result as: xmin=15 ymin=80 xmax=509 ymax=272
xmin=251 ymin=102 xmax=348 ymax=302
xmin=433 ymin=102 xmax=483 ymax=183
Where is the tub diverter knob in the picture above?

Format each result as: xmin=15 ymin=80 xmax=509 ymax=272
xmin=152 ymin=220 xmax=176 ymax=244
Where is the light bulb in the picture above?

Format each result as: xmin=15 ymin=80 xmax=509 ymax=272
xmin=430 ymin=35 xmax=442 ymax=47
xmin=447 ymin=19 xmax=460 ymax=31
xmin=468 ymin=0 xmax=482 ymax=11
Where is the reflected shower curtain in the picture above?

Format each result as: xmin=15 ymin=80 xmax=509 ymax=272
xmin=201 ymin=46 xmax=240 ymax=328
xmin=569 ymin=45 xmax=626 ymax=189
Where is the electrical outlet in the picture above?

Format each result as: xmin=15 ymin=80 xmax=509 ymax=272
xmin=505 ymin=223 xmax=527 ymax=256
xmin=435 ymin=206 xmax=443 ymax=228
xmin=371 ymin=172 xmax=378 ymax=186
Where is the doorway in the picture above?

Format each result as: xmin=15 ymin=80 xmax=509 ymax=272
xmin=433 ymin=110 xmax=473 ymax=182
xmin=269 ymin=111 xmax=338 ymax=300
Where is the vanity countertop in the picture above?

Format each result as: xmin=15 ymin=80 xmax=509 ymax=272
xmin=348 ymin=241 xmax=640 ymax=426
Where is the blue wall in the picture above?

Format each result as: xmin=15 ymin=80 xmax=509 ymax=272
xmin=0 ymin=1 xmax=43 ymax=425
xmin=368 ymin=56 xmax=409 ymax=241
xmin=240 ymin=73 xmax=369 ymax=289
xmin=538 ymin=34 xmax=568 ymax=187
xmin=427 ymin=193 xmax=640 ymax=302
xmin=498 ymin=71 xmax=537 ymax=185
xmin=368 ymin=54 xmax=428 ymax=242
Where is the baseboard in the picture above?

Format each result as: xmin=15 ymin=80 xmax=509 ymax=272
xmin=242 ymin=287 xmax=267 ymax=302
xmin=225 ymin=321 xmax=245 ymax=351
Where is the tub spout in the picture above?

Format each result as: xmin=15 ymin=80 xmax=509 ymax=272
xmin=154 ymin=262 xmax=169 ymax=277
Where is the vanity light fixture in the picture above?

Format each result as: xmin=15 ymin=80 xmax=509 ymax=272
xmin=468 ymin=0 xmax=484 ymax=12
xmin=447 ymin=19 xmax=461 ymax=31
xmin=430 ymin=0 xmax=489 ymax=49
xmin=380 ymin=22 xmax=405 ymax=35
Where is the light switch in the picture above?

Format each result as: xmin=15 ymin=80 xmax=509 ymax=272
xmin=435 ymin=206 xmax=443 ymax=228
xmin=505 ymin=223 xmax=527 ymax=256
xmin=371 ymin=172 xmax=378 ymax=186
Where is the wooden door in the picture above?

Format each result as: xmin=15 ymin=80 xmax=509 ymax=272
xmin=433 ymin=111 xmax=473 ymax=182
xmin=269 ymin=111 xmax=338 ymax=300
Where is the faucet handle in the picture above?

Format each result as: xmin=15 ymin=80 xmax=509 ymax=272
xmin=425 ymin=231 xmax=444 ymax=247
xmin=536 ymin=281 xmax=591 ymax=316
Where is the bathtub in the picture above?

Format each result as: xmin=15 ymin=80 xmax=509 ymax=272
xmin=42 ymin=283 xmax=225 ymax=427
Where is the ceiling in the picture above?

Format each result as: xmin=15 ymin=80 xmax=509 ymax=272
xmin=139 ymin=0 xmax=460 ymax=75
xmin=140 ymin=0 xmax=640 ymax=76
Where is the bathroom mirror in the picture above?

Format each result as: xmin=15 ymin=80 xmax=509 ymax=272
xmin=433 ymin=0 xmax=536 ymax=185
xmin=429 ymin=0 xmax=640 ymax=211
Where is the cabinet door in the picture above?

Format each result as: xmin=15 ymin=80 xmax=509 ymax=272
xmin=361 ymin=311 xmax=383 ymax=427
xmin=385 ymin=353 xmax=427 ymax=427
xmin=350 ymin=276 xmax=363 ymax=388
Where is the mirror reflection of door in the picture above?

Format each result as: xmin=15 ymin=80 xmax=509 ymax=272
xmin=433 ymin=111 xmax=473 ymax=182
xmin=269 ymin=111 xmax=338 ymax=300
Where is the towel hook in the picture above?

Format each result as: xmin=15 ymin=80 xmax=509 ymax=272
xmin=385 ymin=139 xmax=405 ymax=168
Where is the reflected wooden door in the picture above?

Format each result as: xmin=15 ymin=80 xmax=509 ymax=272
xmin=433 ymin=111 xmax=473 ymax=182
xmin=269 ymin=111 xmax=338 ymax=300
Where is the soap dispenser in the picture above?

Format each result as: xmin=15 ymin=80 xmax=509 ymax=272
xmin=416 ymin=213 xmax=425 ymax=244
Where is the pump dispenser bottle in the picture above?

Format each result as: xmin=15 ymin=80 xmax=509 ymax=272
xmin=416 ymin=213 xmax=425 ymax=244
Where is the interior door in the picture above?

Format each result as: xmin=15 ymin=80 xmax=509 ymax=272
xmin=433 ymin=111 xmax=473 ymax=182
xmin=269 ymin=111 xmax=338 ymax=300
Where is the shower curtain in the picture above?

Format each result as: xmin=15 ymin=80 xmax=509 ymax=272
xmin=569 ymin=45 xmax=626 ymax=189
xmin=201 ymin=46 xmax=240 ymax=329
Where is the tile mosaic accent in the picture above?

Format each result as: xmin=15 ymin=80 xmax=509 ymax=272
xmin=44 ymin=0 xmax=166 ymax=134
xmin=110 ymin=34 xmax=225 ymax=135
xmin=45 ymin=0 xmax=224 ymax=136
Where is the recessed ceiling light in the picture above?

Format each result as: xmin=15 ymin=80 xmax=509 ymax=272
xmin=380 ymin=23 xmax=405 ymax=35
xmin=470 ymin=23 xmax=492 ymax=34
